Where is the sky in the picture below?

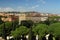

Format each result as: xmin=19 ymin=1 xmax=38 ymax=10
xmin=0 ymin=0 xmax=60 ymax=14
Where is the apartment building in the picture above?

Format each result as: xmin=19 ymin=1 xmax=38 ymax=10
xmin=18 ymin=12 xmax=27 ymax=24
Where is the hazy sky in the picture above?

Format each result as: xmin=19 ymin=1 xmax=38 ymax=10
xmin=0 ymin=0 xmax=60 ymax=14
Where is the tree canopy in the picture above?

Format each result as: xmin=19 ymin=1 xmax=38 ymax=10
xmin=21 ymin=20 xmax=34 ymax=28
xmin=33 ymin=24 xmax=48 ymax=37
xmin=0 ymin=16 xmax=4 ymax=24
xmin=11 ymin=26 xmax=29 ymax=38
xmin=49 ymin=22 xmax=60 ymax=37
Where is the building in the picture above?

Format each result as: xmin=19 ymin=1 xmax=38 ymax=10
xmin=0 ymin=12 xmax=60 ymax=23
xmin=0 ymin=12 xmax=19 ymax=22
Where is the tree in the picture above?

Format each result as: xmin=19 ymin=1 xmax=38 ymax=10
xmin=0 ymin=16 xmax=4 ymax=24
xmin=20 ymin=20 xmax=33 ymax=28
xmin=44 ymin=16 xmax=60 ymax=25
xmin=0 ymin=22 xmax=13 ymax=40
xmin=4 ymin=21 xmax=19 ymax=39
xmin=11 ymin=26 xmax=29 ymax=40
xmin=20 ymin=20 xmax=34 ymax=40
xmin=0 ymin=24 xmax=4 ymax=37
xmin=5 ymin=22 xmax=13 ymax=35
xmin=12 ymin=19 xmax=19 ymax=30
xmin=48 ymin=16 xmax=60 ymax=23
xmin=32 ymin=24 xmax=48 ymax=40
xmin=48 ymin=22 xmax=60 ymax=40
